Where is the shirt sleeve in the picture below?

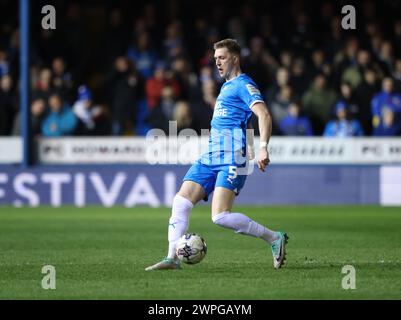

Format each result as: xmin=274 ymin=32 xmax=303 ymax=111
xmin=238 ymin=79 xmax=265 ymax=109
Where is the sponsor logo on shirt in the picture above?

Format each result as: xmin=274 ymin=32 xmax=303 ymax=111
xmin=213 ymin=102 xmax=227 ymax=117
xmin=245 ymin=84 xmax=260 ymax=95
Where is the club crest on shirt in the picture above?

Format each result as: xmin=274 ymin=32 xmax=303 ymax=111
xmin=245 ymin=84 xmax=260 ymax=95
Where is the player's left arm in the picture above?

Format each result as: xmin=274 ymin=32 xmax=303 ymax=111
xmin=251 ymin=102 xmax=272 ymax=172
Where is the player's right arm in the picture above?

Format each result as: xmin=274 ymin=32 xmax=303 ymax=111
xmin=251 ymin=102 xmax=272 ymax=172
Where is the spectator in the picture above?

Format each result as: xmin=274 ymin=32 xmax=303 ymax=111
xmin=334 ymin=82 xmax=360 ymax=121
xmin=377 ymin=41 xmax=394 ymax=76
xmin=51 ymin=57 xmax=73 ymax=100
xmin=279 ymin=101 xmax=313 ymax=136
xmin=242 ymin=36 xmax=273 ymax=92
xmin=393 ymin=58 xmax=401 ymax=92
xmin=373 ymin=106 xmax=401 ymax=136
xmin=41 ymin=93 xmax=77 ymax=137
xmin=30 ymin=98 xmax=47 ymax=136
xmin=171 ymin=56 xmax=198 ymax=101
xmin=290 ymin=57 xmax=310 ymax=98
xmin=370 ymin=34 xmax=383 ymax=59
xmin=174 ymin=101 xmax=192 ymax=132
xmin=164 ymin=21 xmax=184 ymax=62
xmin=354 ymin=69 xmax=380 ymax=135
xmin=127 ymin=31 xmax=158 ymax=79
xmin=341 ymin=50 xmax=380 ymax=89
xmin=199 ymin=65 xmax=214 ymax=84
xmin=364 ymin=20 xmax=381 ymax=42
xmin=191 ymin=78 xmax=216 ymax=134
xmin=107 ymin=57 xmax=144 ymax=135
xmin=145 ymin=62 xmax=180 ymax=110
xmin=333 ymin=37 xmax=359 ymax=87
xmin=270 ymin=84 xmax=293 ymax=134
xmin=302 ymin=73 xmax=337 ymax=135
xmin=12 ymin=98 xmax=47 ymax=136
xmin=279 ymin=50 xmax=293 ymax=70
xmin=3 ymin=1 xmax=401 ymax=138
xmin=72 ymin=86 xmax=104 ymax=135
xmin=371 ymin=77 xmax=401 ymax=132
xmin=148 ymin=85 xmax=176 ymax=133
xmin=310 ymin=49 xmax=331 ymax=78
xmin=33 ymin=68 xmax=52 ymax=101
xmin=323 ymin=103 xmax=364 ymax=137
xmin=265 ymin=67 xmax=290 ymax=105
xmin=0 ymin=74 xmax=17 ymax=135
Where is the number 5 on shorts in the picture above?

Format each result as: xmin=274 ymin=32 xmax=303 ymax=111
xmin=228 ymin=166 xmax=237 ymax=181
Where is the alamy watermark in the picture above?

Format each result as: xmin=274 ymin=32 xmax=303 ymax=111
xmin=41 ymin=265 xmax=56 ymax=290
xmin=342 ymin=5 xmax=356 ymax=30
xmin=341 ymin=265 xmax=356 ymax=290
xmin=145 ymin=121 xmax=256 ymax=176
xmin=40 ymin=4 xmax=355 ymax=31
xmin=41 ymin=5 xmax=56 ymax=30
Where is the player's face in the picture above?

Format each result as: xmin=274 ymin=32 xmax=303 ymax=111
xmin=214 ymin=48 xmax=236 ymax=80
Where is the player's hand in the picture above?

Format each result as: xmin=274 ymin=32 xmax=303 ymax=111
xmin=257 ymin=148 xmax=270 ymax=172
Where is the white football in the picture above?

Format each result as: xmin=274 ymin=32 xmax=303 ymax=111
xmin=175 ymin=233 xmax=207 ymax=264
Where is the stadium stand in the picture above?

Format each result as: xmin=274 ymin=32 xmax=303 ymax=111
xmin=1 ymin=0 xmax=401 ymax=137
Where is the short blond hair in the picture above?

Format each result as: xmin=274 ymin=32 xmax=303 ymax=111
xmin=213 ymin=39 xmax=241 ymax=56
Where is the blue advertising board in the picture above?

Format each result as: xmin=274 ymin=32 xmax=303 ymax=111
xmin=0 ymin=165 xmax=381 ymax=207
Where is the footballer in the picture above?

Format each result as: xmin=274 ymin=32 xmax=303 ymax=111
xmin=146 ymin=39 xmax=288 ymax=270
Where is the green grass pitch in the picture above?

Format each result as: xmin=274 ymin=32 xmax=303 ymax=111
xmin=0 ymin=206 xmax=400 ymax=300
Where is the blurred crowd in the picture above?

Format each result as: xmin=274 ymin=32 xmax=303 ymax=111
xmin=1 ymin=0 xmax=401 ymax=137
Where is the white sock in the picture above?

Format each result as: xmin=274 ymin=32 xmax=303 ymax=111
xmin=212 ymin=211 xmax=279 ymax=244
xmin=167 ymin=195 xmax=194 ymax=259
